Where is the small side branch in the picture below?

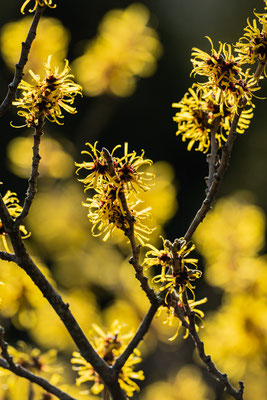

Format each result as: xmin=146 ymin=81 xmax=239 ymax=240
xmin=15 ymin=118 xmax=44 ymax=225
xmin=113 ymin=303 xmax=159 ymax=372
xmin=0 ymin=251 xmax=17 ymax=263
xmin=0 ymin=5 xmax=45 ymax=117
xmin=0 ymin=358 xmax=78 ymax=400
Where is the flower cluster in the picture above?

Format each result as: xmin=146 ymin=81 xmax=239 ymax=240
xmin=71 ymin=322 xmax=144 ymax=397
xmin=0 ymin=190 xmax=30 ymax=252
xmin=76 ymin=142 xmax=154 ymax=244
xmin=235 ymin=11 xmax=267 ymax=69
xmin=172 ymin=86 xmax=254 ymax=152
xmin=173 ymin=2 xmax=267 ymax=153
xmin=21 ymin=0 xmax=56 ymax=14
xmin=13 ymin=55 xmax=82 ymax=127
xmin=143 ymin=236 xmax=205 ymax=339
xmin=143 ymin=237 xmax=201 ymax=303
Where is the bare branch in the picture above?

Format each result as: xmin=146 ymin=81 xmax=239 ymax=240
xmin=0 ymin=251 xmax=17 ymax=263
xmin=0 ymin=5 xmax=45 ymax=117
xmin=0 ymin=326 xmax=78 ymax=400
xmin=0 ymin=357 xmax=78 ymax=400
xmin=6 ymin=230 xmax=126 ymax=400
xmin=181 ymin=292 xmax=244 ymax=399
xmin=15 ymin=117 xmax=45 ymax=226
xmin=206 ymin=117 xmax=220 ymax=190
xmin=113 ymin=303 xmax=159 ymax=372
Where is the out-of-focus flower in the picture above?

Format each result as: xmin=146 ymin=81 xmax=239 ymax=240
xmin=1 ymin=17 xmax=70 ymax=75
xmin=72 ymin=3 xmax=162 ymax=97
xmin=13 ymin=55 xmax=82 ymax=127
xmin=21 ymin=0 xmax=56 ymax=14
xmin=7 ymin=135 xmax=74 ymax=179
xmin=10 ymin=341 xmax=59 ymax=374
xmin=141 ymin=365 xmax=215 ymax=400
xmin=202 ymin=293 xmax=267 ymax=379
xmin=31 ymin=289 xmax=99 ymax=351
xmin=0 ymin=258 xmax=53 ymax=330
xmin=194 ymin=195 xmax=265 ymax=262
xmin=194 ymin=195 xmax=267 ymax=293
xmin=71 ymin=321 xmax=144 ymax=397
xmin=0 ymin=190 xmax=30 ymax=251
xmin=27 ymin=182 xmax=89 ymax=254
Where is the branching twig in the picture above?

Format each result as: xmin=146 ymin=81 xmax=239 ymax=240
xmin=0 ymin=5 xmax=45 ymax=117
xmin=15 ymin=117 xmax=45 ymax=226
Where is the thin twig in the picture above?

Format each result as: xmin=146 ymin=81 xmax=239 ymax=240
xmin=0 ymin=326 xmax=78 ymax=400
xmin=15 ymin=117 xmax=44 ymax=226
xmin=181 ymin=292 xmax=244 ymax=399
xmin=0 ymin=5 xmax=45 ymax=117
xmin=0 ymin=251 xmax=17 ymax=263
xmin=113 ymin=303 xmax=159 ymax=372
xmin=0 ymin=357 xmax=78 ymax=400
xmin=103 ymin=385 xmax=110 ymax=400
xmin=206 ymin=117 xmax=220 ymax=190
xmin=28 ymin=382 xmax=35 ymax=400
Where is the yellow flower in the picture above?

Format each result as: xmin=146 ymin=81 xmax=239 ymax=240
xmin=115 ymin=143 xmax=154 ymax=194
xmin=172 ymin=86 xmax=254 ymax=153
xmin=76 ymin=142 xmax=154 ymax=194
xmin=71 ymin=321 xmax=144 ymax=397
xmin=21 ymin=0 xmax=56 ymax=14
xmin=156 ymin=297 xmax=207 ymax=341
xmin=1 ymin=190 xmax=30 ymax=252
xmin=145 ymin=238 xmax=201 ymax=303
xmin=191 ymin=37 xmax=242 ymax=90
xmin=76 ymin=142 xmax=116 ymax=190
xmin=13 ymin=55 xmax=82 ymax=127
xmin=143 ymin=236 xmax=173 ymax=271
xmin=76 ymin=142 xmax=155 ymax=244
xmin=72 ymin=3 xmax=162 ymax=97
xmin=235 ymin=16 xmax=267 ymax=66
xmin=84 ymin=184 xmax=153 ymax=245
